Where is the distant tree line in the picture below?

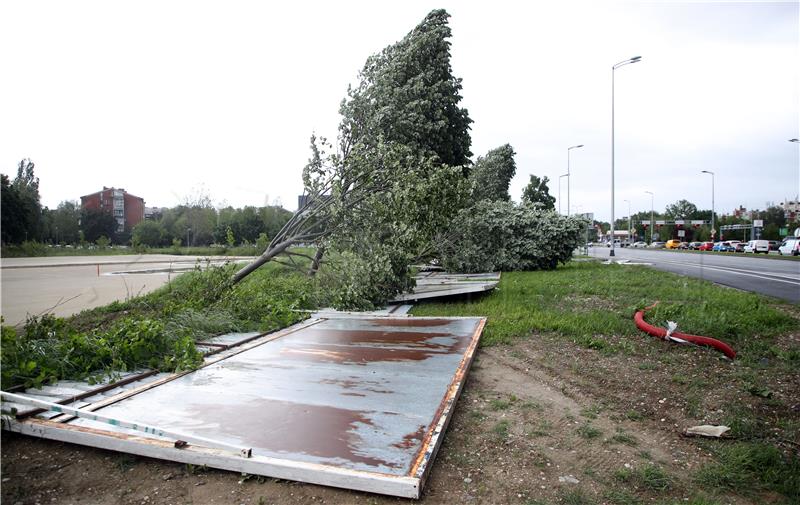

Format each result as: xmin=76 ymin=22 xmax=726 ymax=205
xmin=1 ymin=159 xmax=293 ymax=249
xmin=598 ymin=198 xmax=790 ymax=242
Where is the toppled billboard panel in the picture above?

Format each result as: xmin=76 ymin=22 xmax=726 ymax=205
xmin=4 ymin=315 xmax=485 ymax=498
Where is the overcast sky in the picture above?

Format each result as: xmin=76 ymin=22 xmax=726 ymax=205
xmin=1 ymin=0 xmax=797 ymax=221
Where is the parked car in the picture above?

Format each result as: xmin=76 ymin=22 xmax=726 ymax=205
xmin=649 ymin=241 xmax=666 ymax=249
xmin=665 ymin=239 xmax=682 ymax=249
xmin=768 ymin=240 xmax=780 ymax=251
xmin=698 ymin=241 xmax=714 ymax=251
xmin=712 ymin=241 xmax=734 ymax=252
xmin=732 ymin=241 xmax=745 ymax=253
xmin=778 ymin=237 xmax=800 ymax=256
xmin=632 ymin=241 xmax=647 ymax=248
xmin=743 ymin=240 xmax=770 ymax=254
xmin=688 ymin=241 xmax=703 ymax=250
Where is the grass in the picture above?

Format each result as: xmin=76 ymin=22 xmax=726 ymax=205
xmin=576 ymin=424 xmax=602 ymax=439
xmin=410 ymin=262 xmax=796 ymax=359
xmin=614 ymin=464 xmax=672 ymax=492
xmin=1 ymin=258 xmax=320 ymax=389
xmin=694 ymin=442 xmax=799 ymax=499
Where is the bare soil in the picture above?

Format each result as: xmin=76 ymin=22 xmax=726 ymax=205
xmin=3 ymin=331 xmax=797 ymax=505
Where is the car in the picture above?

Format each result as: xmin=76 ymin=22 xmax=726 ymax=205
xmin=688 ymin=241 xmax=703 ymax=250
xmin=649 ymin=241 xmax=666 ymax=249
xmin=732 ymin=241 xmax=745 ymax=253
xmin=743 ymin=240 xmax=770 ymax=254
xmin=712 ymin=241 xmax=734 ymax=252
xmin=632 ymin=241 xmax=647 ymax=248
xmin=665 ymin=239 xmax=682 ymax=249
xmin=768 ymin=240 xmax=780 ymax=251
xmin=778 ymin=237 xmax=800 ymax=256
xmin=698 ymin=241 xmax=714 ymax=251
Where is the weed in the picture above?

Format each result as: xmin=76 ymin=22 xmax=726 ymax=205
xmin=527 ymin=419 xmax=553 ymax=437
xmin=581 ymin=404 xmax=602 ymax=419
xmin=614 ymin=464 xmax=672 ymax=492
xmin=521 ymin=400 xmax=544 ymax=411
xmin=695 ymin=442 xmax=799 ymax=500
xmin=489 ymin=398 xmax=513 ymax=411
xmin=492 ymin=420 xmax=511 ymax=440
xmin=577 ymin=424 xmax=602 ymax=440
xmin=608 ymin=430 xmax=638 ymax=447
xmin=559 ymin=488 xmax=592 ymax=505
xmin=114 ymin=454 xmax=138 ymax=472
xmin=638 ymin=362 xmax=657 ymax=371
xmin=637 ymin=450 xmax=652 ymax=461
xmin=626 ymin=410 xmax=644 ymax=421
xmin=603 ymin=489 xmax=642 ymax=505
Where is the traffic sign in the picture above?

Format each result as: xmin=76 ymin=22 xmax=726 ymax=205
xmin=753 ymin=220 xmax=763 ymax=227
xmin=677 ymin=230 xmax=685 ymax=237
xmin=710 ymin=228 xmax=716 ymax=236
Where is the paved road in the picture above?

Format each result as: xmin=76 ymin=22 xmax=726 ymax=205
xmin=1 ymin=255 xmax=253 ymax=326
xmin=588 ymin=247 xmax=800 ymax=303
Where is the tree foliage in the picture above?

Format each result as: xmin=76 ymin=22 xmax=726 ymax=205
xmin=339 ymin=9 xmax=472 ymax=170
xmin=232 ymin=9 xmax=473 ymax=307
xmin=521 ymin=174 xmax=556 ymax=210
xmin=1 ymin=159 xmax=43 ymax=243
xmin=80 ymin=208 xmax=118 ymax=243
xmin=440 ymin=200 xmax=587 ymax=273
xmin=469 ymin=144 xmax=517 ymax=202
xmin=665 ymin=199 xmax=699 ymax=220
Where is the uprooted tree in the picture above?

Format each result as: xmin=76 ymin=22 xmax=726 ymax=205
xmin=232 ymin=9 xmax=473 ymax=304
xmin=231 ymin=10 xmax=585 ymax=307
xmin=439 ymin=200 xmax=588 ymax=273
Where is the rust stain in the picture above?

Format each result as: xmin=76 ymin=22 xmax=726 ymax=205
xmin=366 ymin=318 xmax=451 ymax=327
xmin=300 ymin=329 xmax=468 ymax=352
xmin=393 ymin=424 xmax=427 ymax=450
xmin=185 ymin=399 xmax=397 ymax=469
xmin=282 ymin=343 xmax=445 ymax=364
xmin=319 ymin=378 xmax=392 ymax=394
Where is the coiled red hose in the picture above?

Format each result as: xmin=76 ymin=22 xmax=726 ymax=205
xmin=634 ymin=303 xmax=736 ymax=359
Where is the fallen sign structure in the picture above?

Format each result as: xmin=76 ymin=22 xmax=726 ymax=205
xmin=2 ymin=314 xmax=486 ymax=499
xmin=391 ymin=271 xmax=501 ymax=302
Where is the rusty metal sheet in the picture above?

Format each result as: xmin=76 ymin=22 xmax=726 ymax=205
xmin=45 ymin=315 xmax=485 ymax=497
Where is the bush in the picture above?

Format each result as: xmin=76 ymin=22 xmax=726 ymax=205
xmin=439 ymin=200 xmax=587 ymax=273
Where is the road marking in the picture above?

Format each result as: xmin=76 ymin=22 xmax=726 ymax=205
xmin=627 ymin=255 xmax=800 ymax=286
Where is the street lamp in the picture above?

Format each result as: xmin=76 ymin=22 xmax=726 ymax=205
xmin=701 ymin=170 xmax=715 ymax=240
xmin=567 ymin=144 xmax=584 ymax=217
xmin=558 ymin=173 xmax=569 ymax=215
xmin=610 ymin=55 xmax=642 ymax=257
xmin=645 ymin=191 xmax=654 ymax=243
xmin=623 ymin=199 xmax=631 ymax=244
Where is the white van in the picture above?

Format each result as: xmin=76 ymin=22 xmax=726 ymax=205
xmin=778 ymin=237 xmax=800 ymax=256
xmin=743 ymin=240 xmax=770 ymax=254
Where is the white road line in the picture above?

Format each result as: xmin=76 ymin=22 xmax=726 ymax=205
xmin=648 ymin=259 xmax=800 ymax=286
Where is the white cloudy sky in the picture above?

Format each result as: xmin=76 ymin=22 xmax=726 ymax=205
xmin=1 ymin=0 xmax=797 ymax=221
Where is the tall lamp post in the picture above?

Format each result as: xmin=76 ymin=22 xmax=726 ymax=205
xmin=610 ymin=55 xmax=642 ymax=257
xmin=558 ymin=173 xmax=569 ymax=214
xmin=701 ymin=170 xmax=715 ymax=241
xmin=645 ymin=191 xmax=654 ymax=243
xmin=567 ymin=144 xmax=584 ymax=217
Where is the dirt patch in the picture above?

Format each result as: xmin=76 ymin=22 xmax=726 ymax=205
xmin=2 ymin=333 xmax=793 ymax=504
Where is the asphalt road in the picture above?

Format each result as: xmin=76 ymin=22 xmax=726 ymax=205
xmin=588 ymin=247 xmax=800 ymax=303
xmin=0 ymin=255 xmax=253 ymax=326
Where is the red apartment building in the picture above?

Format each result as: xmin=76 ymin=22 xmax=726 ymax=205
xmin=80 ymin=187 xmax=145 ymax=233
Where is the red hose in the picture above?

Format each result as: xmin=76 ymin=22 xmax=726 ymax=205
xmin=634 ymin=303 xmax=736 ymax=359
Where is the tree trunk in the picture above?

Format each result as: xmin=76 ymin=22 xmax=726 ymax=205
xmin=231 ymin=239 xmax=294 ymax=285
xmin=307 ymin=246 xmax=326 ymax=276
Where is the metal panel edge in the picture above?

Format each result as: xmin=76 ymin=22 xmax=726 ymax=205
xmin=409 ymin=316 xmax=487 ymax=493
xmin=8 ymin=418 xmax=421 ymax=499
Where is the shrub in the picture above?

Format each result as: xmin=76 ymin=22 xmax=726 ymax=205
xmin=439 ymin=200 xmax=587 ymax=273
